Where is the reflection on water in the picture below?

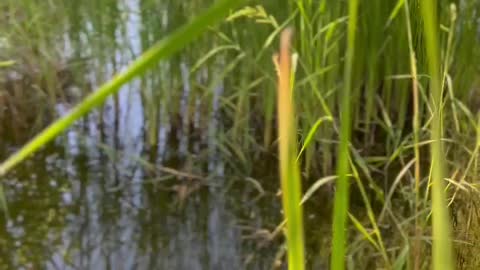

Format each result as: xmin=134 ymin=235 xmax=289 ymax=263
xmin=0 ymin=76 xmax=283 ymax=269
xmin=0 ymin=140 xmax=281 ymax=269
xmin=0 ymin=0 xmax=292 ymax=269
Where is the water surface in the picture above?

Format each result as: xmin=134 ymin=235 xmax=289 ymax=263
xmin=0 ymin=0 xmax=328 ymax=269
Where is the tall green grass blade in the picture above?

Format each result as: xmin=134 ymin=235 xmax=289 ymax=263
xmin=403 ymin=1 xmax=422 ymax=267
xmin=275 ymin=28 xmax=305 ymax=269
xmin=349 ymin=159 xmax=390 ymax=267
xmin=190 ymin=44 xmax=240 ymax=73
xmin=386 ymin=0 xmax=405 ymax=27
xmin=330 ymin=0 xmax=359 ymax=268
xmin=296 ymin=116 xmax=332 ymax=161
xmin=348 ymin=213 xmax=380 ymax=251
xmin=0 ymin=0 xmax=245 ymax=176
xmin=393 ymin=245 xmax=409 ymax=270
xmin=420 ymin=0 xmax=454 ymax=269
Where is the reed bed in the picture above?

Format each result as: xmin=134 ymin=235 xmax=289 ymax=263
xmin=1 ymin=0 xmax=480 ymax=268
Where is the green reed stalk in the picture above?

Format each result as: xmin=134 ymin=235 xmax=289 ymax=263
xmin=403 ymin=1 xmax=422 ymax=268
xmin=330 ymin=0 xmax=359 ymax=269
xmin=0 ymin=0 xmax=245 ymax=176
xmin=419 ymin=0 xmax=454 ymax=269
xmin=275 ymin=28 xmax=305 ymax=269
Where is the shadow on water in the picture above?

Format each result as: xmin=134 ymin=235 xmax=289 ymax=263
xmin=0 ymin=0 xmax=333 ymax=269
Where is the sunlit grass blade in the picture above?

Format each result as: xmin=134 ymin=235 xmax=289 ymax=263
xmin=300 ymin=175 xmax=339 ymax=205
xmin=420 ymin=0 xmax=454 ymax=269
xmin=0 ymin=60 xmax=15 ymax=67
xmin=296 ymin=116 xmax=332 ymax=161
xmin=275 ymin=27 xmax=305 ymax=269
xmin=349 ymin=158 xmax=390 ymax=267
xmin=393 ymin=245 xmax=410 ymax=270
xmin=348 ymin=213 xmax=380 ymax=251
xmin=330 ymin=0 xmax=359 ymax=269
xmin=0 ymin=0 xmax=245 ymax=176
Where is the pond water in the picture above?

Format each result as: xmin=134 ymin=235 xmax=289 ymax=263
xmin=0 ymin=0 xmax=331 ymax=269
xmin=0 ymin=131 xmax=286 ymax=269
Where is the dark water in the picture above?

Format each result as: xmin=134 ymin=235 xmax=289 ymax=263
xmin=0 ymin=63 xmax=287 ymax=269
xmin=0 ymin=113 xmax=285 ymax=270
xmin=0 ymin=133 xmax=285 ymax=270
xmin=0 ymin=0 xmax=330 ymax=269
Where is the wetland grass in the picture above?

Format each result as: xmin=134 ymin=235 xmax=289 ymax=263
xmin=274 ymin=28 xmax=305 ymax=269
xmin=0 ymin=0 xmax=245 ymax=176
xmin=420 ymin=0 xmax=454 ymax=268
xmin=1 ymin=0 xmax=480 ymax=268
xmin=330 ymin=0 xmax=358 ymax=269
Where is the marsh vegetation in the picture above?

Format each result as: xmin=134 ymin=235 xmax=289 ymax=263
xmin=0 ymin=0 xmax=479 ymax=269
